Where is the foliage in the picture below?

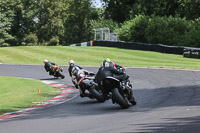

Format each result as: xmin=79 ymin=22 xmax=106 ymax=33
xmin=6 ymin=0 xmax=38 ymax=46
xmin=0 ymin=0 xmax=15 ymax=46
xmin=116 ymin=15 xmax=200 ymax=47
xmin=116 ymin=15 xmax=149 ymax=42
xmin=47 ymin=36 xmax=59 ymax=46
xmin=130 ymin=0 xmax=200 ymax=20
xmin=145 ymin=16 xmax=190 ymax=46
xmin=102 ymin=0 xmax=136 ymax=23
xmin=183 ymin=19 xmax=200 ymax=47
xmin=64 ymin=0 xmax=98 ymax=45
xmin=179 ymin=0 xmax=200 ymax=20
xmin=22 ymin=33 xmax=38 ymax=46
xmin=90 ymin=18 xmax=119 ymax=32
xmin=101 ymin=0 xmax=200 ymax=23
xmin=36 ymin=0 xmax=69 ymax=44
xmin=130 ymin=0 xmax=181 ymax=18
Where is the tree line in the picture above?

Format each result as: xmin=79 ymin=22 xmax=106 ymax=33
xmin=0 ymin=0 xmax=200 ymax=47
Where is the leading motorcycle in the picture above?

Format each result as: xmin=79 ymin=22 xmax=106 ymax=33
xmin=100 ymin=68 xmax=136 ymax=109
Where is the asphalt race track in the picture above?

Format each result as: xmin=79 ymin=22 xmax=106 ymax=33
xmin=0 ymin=64 xmax=200 ymax=133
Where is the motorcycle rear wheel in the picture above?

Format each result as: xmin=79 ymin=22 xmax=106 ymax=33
xmin=112 ymin=88 xmax=129 ymax=109
xmin=88 ymin=86 xmax=105 ymax=102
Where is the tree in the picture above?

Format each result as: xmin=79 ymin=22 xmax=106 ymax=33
xmin=36 ymin=0 xmax=69 ymax=45
xmin=8 ymin=0 xmax=39 ymax=45
xmin=102 ymin=0 xmax=136 ymax=23
xmin=183 ymin=0 xmax=200 ymax=20
xmin=90 ymin=18 xmax=119 ymax=33
xmin=130 ymin=0 xmax=200 ymax=20
xmin=0 ymin=0 xmax=15 ymax=46
xmin=64 ymin=0 xmax=98 ymax=45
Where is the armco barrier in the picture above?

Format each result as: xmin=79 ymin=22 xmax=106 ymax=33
xmin=93 ymin=41 xmax=184 ymax=55
xmin=68 ymin=40 xmax=199 ymax=59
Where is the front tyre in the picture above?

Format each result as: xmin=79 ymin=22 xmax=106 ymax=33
xmin=57 ymin=71 xmax=65 ymax=79
xmin=88 ymin=86 xmax=105 ymax=102
xmin=112 ymin=88 xmax=129 ymax=109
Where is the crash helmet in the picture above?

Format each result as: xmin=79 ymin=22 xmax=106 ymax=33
xmin=105 ymin=58 xmax=111 ymax=62
xmin=69 ymin=60 xmax=75 ymax=65
xmin=44 ymin=59 xmax=48 ymax=63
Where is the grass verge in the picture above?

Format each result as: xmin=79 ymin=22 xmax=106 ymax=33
xmin=0 ymin=76 xmax=61 ymax=115
xmin=0 ymin=46 xmax=200 ymax=70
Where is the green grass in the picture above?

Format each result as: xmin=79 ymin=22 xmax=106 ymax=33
xmin=0 ymin=76 xmax=61 ymax=115
xmin=0 ymin=46 xmax=200 ymax=70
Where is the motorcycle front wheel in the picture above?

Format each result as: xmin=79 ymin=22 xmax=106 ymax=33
xmin=112 ymin=88 xmax=129 ymax=109
xmin=57 ymin=71 xmax=65 ymax=79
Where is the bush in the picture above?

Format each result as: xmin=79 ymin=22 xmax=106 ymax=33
xmin=47 ymin=36 xmax=59 ymax=46
xmin=22 ymin=33 xmax=38 ymax=46
xmin=116 ymin=15 xmax=200 ymax=47
xmin=145 ymin=16 xmax=192 ymax=46
xmin=116 ymin=15 xmax=149 ymax=42
xmin=183 ymin=19 xmax=200 ymax=47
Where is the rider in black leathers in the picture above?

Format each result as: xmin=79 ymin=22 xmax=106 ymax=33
xmin=44 ymin=59 xmax=56 ymax=75
xmin=96 ymin=58 xmax=136 ymax=104
xmin=96 ymin=58 xmax=129 ymax=84
xmin=68 ymin=60 xmax=94 ymax=98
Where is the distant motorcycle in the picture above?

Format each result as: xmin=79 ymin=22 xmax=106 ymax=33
xmin=101 ymin=68 xmax=136 ymax=109
xmin=50 ymin=65 xmax=65 ymax=79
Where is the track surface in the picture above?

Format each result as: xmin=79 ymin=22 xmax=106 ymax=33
xmin=0 ymin=64 xmax=200 ymax=133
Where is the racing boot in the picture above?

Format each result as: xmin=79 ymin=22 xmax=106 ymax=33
xmin=102 ymin=89 xmax=110 ymax=100
xmin=129 ymin=96 xmax=137 ymax=105
xmin=80 ymin=93 xmax=93 ymax=99
xmin=128 ymin=89 xmax=136 ymax=105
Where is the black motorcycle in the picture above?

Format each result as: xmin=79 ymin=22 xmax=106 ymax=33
xmin=51 ymin=65 xmax=65 ymax=79
xmin=80 ymin=71 xmax=105 ymax=102
xmin=101 ymin=69 xmax=136 ymax=109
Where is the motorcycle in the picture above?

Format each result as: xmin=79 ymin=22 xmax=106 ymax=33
xmin=51 ymin=65 xmax=65 ymax=79
xmin=100 ymin=68 xmax=136 ymax=109
xmin=74 ymin=69 xmax=105 ymax=102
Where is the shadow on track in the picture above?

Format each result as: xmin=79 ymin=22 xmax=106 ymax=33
xmin=78 ymin=100 xmax=101 ymax=105
xmin=133 ymin=116 xmax=200 ymax=133
xmin=40 ymin=78 xmax=60 ymax=80
xmin=1 ymin=85 xmax=200 ymax=123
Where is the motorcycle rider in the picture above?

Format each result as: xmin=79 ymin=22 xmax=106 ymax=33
xmin=44 ymin=59 xmax=57 ymax=75
xmin=96 ymin=58 xmax=129 ymax=83
xmin=96 ymin=58 xmax=136 ymax=105
xmin=68 ymin=60 xmax=95 ymax=98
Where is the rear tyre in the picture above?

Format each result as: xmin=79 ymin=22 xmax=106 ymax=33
xmin=88 ymin=86 xmax=105 ymax=102
xmin=112 ymin=88 xmax=129 ymax=109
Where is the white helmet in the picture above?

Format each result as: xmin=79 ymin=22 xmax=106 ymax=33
xmin=44 ymin=59 xmax=48 ymax=63
xmin=69 ymin=60 xmax=74 ymax=65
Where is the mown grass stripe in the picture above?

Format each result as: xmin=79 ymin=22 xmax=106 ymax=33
xmin=0 ymin=46 xmax=200 ymax=70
